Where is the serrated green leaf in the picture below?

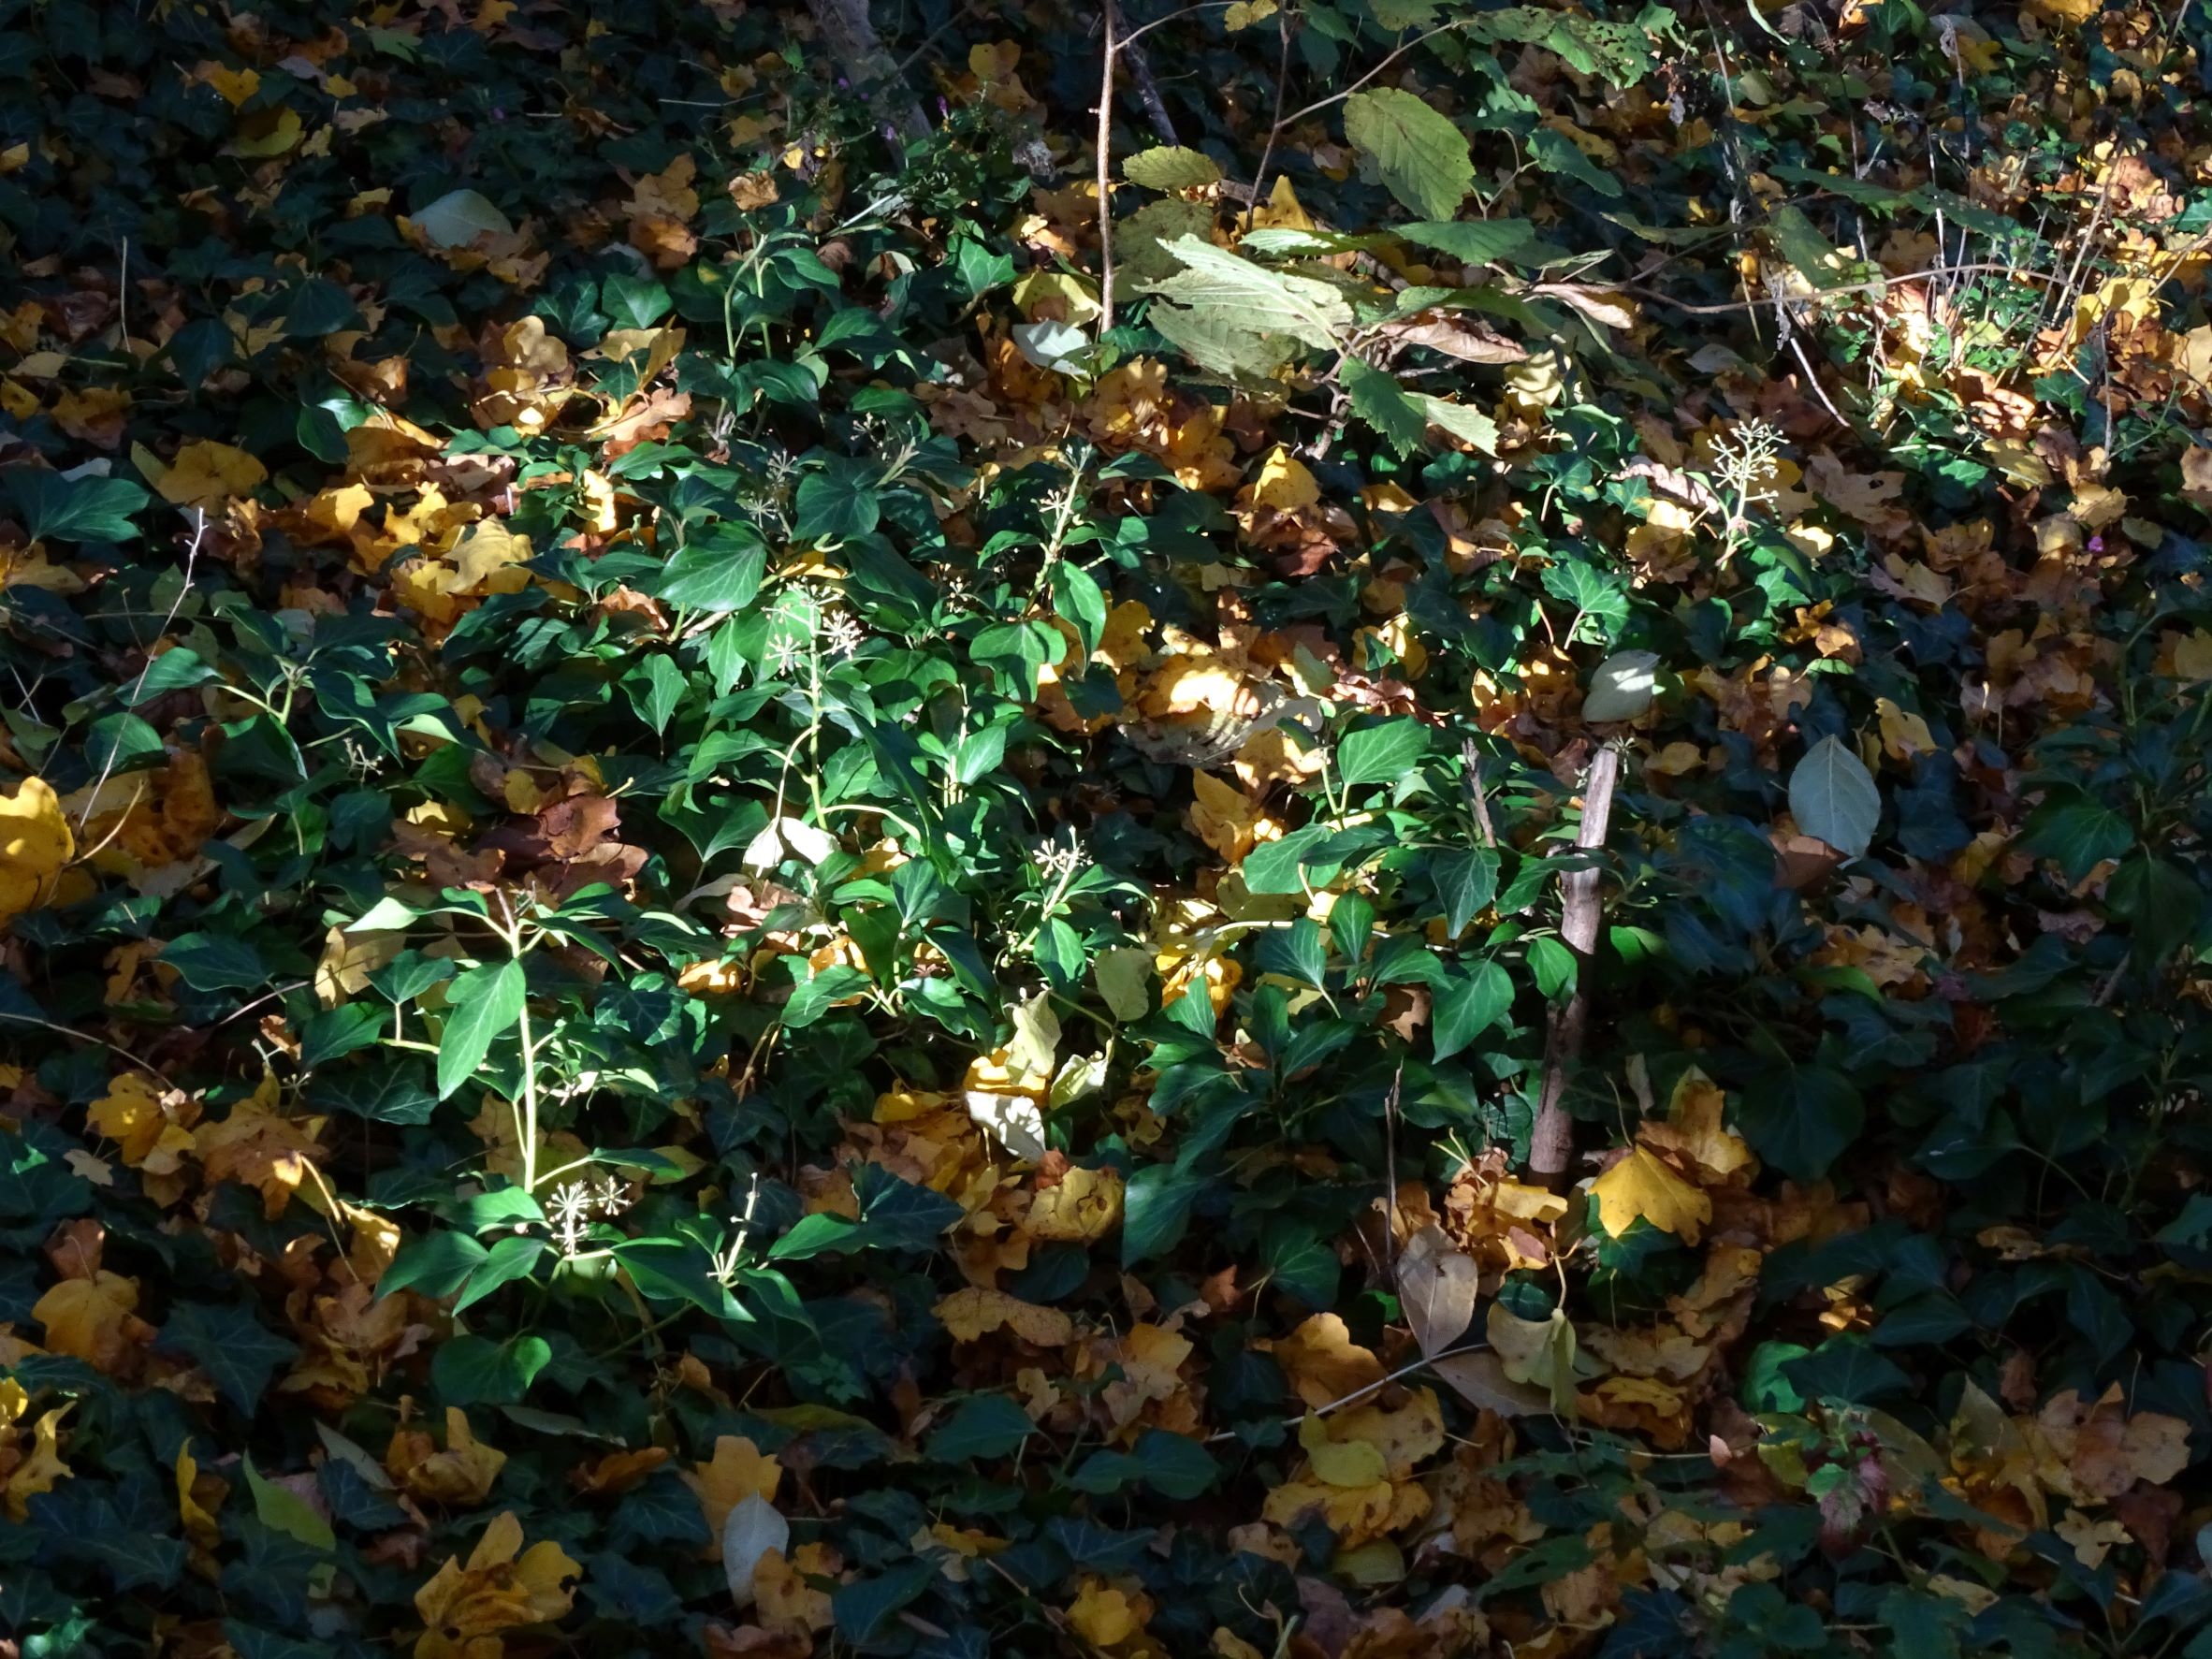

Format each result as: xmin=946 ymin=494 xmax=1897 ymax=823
xmin=1344 ymin=88 xmax=1475 ymax=220
xmin=1123 ymin=145 xmax=1222 ymax=190
xmin=1343 ymin=357 xmax=1432 ymax=457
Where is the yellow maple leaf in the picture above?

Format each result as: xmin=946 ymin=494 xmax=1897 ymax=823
xmin=2166 ymin=629 xmax=2212 ymax=682
xmin=1244 ymin=445 xmax=1319 ymax=514
xmin=193 ymin=1077 xmax=325 ymax=1217
xmin=32 ymin=1272 xmax=146 ymax=1374
xmin=200 ymin=64 xmax=261 ymax=106
xmin=226 ymin=106 xmax=303 ymax=159
xmin=684 ymin=1434 xmax=781 ymax=1559
xmin=1589 ymin=1146 xmax=1711 ymax=1244
xmin=84 ymin=1072 xmax=182 ymax=1166
xmin=153 ymin=440 xmax=269 ymax=510
xmin=413 ymin=1510 xmax=579 ymax=1658
xmin=1637 ymin=1069 xmax=1755 ymax=1184
xmin=755 ymin=1539 xmax=839 ymax=1637
xmin=0 ymin=776 xmax=73 ymax=924
xmin=1299 ymin=1414 xmax=1389 ymax=1488
xmin=448 ymin=519 xmax=534 ymax=591
xmin=1068 ymin=1579 xmax=1146 ymax=1647
xmin=1248 ymin=174 xmax=1314 ymax=234
xmin=1187 ymin=769 xmax=1263 ymax=864
xmin=2055 ymin=1509 xmax=2128 ymax=1569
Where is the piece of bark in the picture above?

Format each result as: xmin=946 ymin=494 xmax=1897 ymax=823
xmin=1530 ymin=746 xmax=1619 ymax=1186
xmin=805 ymin=0 xmax=929 ymax=143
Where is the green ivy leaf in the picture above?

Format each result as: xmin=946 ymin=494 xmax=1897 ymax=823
xmin=1434 ymin=960 xmax=1512 ymax=1061
xmin=794 ymin=457 xmax=881 ymax=544
xmin=655 ymin=520 xmax=767 ymax=614
xmin=4 ymin=470 xmax=148 ymax=543
xmin=1739 ymin=1064 xmax=1863 ymax=1181
xmin=431 ymin=1332 xmax=551 ymax=1406
xmin=925 ymin=1394 xmax=1038 ymax=1462
xmin=436 ymin=959 xmax=526 ymax=1099
xmin=163 ymin=1302 xmax=300 ymax=1414
xmin=1337 ymin=718 xmax=1430 ymax=787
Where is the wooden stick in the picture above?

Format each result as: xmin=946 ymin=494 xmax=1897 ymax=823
xmin=1096 ymin=0 xmax=1119 ymax=334
xmin=1530 ymin=745 xmax=1619 ymax=1186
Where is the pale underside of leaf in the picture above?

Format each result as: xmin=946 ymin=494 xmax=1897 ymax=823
xmin=723 ymin=1492 xmax=789 ymax=1609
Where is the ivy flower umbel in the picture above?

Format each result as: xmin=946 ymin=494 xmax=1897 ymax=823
xmin=546 ymin=1175 xmax=629 ymax=1257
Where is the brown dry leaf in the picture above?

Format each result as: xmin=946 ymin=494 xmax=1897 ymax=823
xmin=193 ymin=1076 xmax=325 ymax=1217
xmin=386 ymin=1406 xmax=508 ymax=1506
xmin=1397 ymin=1224 xmax=1480 ymax=1358
xmin=1429 ymin=1349 xmax=1550 ymax=1418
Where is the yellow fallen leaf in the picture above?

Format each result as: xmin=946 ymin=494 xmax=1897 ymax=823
xmin=3 ymin=1379 xmax=71 ymax=1520
xmin=1025 ymin=1166 xmax=1125 ymax=1242
xmin=175 ymin=1437 xmax=220 ymax=1547
xmin=85 ymin=1073 xmax=174 ymax=1166
xmin=684 ymin=1434 xmax=782 ymax=1558
xmin=1487 ymin=1302 xmax=1579 ymax=1415
xmin=226 ymin=106 xmax=303 ymax=158
xmin=448 ymin=519 xmax=534 ymax=590
xmin=1245 ymin=445 xmax=1319 ymax=514
xmin=1589 ymin=1145 xmax=1711 ymax=1244
xmin=202 ymin=64 xmax=261 ymax=106
xmin=0 ymin=776 xmax=73 ymax=924
xmin=1269 ymin=1312 xmax=1385 ymax=1410
xmin=2055 ymin=1509 xmax=2128 ymax=1569
xmin=33 ymin=1272 xmax=145 ymax=1373
xmin=1300 ymin=1413 xmax=1390 ymax=1487
xmin=1637 ymin=1068 xmax=1754 ymax=1184
xmin=935 ymin=1287 xmax=1074 ymax=1347
xmin=1876 ymin=697 xmax=1935 ymax=761
xmin=154 ymin=440 xmax=269 ymax=510
xmin=193 ymin=1079 xmax=325 ymax=1217
xmin=412 ymin=1510 xmax=579 ymax=1653
xmin=1068 ymin=1579 xmax=1143 ymax=1646
xmin=1187 ymin=769 xmax=1261 ymax=863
